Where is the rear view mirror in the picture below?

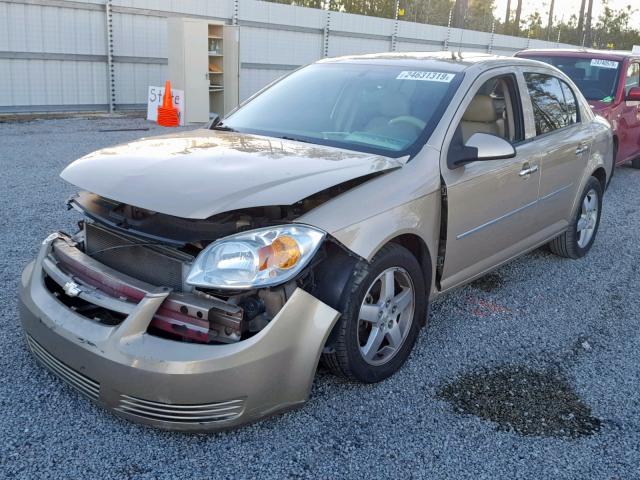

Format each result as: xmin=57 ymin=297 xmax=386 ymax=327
xmin=626 ymin=86 xmax=640 ymax=102
xmin=448 ymin=132 xmax=516 ymax=169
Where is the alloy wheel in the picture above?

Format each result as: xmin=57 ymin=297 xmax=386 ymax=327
xmin=577 ymin=188 xmax=599 ymax=248
xmin=357 ymin=267 xmax=415 ymax=366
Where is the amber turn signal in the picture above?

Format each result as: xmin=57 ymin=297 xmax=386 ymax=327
xmin=258 ymin=236 xmax=301 ymax=271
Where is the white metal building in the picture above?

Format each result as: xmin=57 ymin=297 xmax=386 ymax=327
xmin=0 ymin=0 xmax=575 ymax=114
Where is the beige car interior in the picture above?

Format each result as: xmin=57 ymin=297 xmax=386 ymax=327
xmin=365 ymin=91 xmax=411 ymax=131
xmin=460 ymin=77 xmax=516 ymax=143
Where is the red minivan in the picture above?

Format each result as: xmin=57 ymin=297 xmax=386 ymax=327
xmin=516 ymin=49 xmax=640 ymax=168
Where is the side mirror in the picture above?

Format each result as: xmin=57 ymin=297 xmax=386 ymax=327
xmin=447 ymin=132 xmax=516 ymax=169
xmin=626 ymin=86 xmax=640 ymax=102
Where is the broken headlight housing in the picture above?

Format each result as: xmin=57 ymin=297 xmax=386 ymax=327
xmin=186 ymin=225 xmax=325 ymax=290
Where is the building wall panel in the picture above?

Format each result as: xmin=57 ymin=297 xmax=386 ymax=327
xmin=114 ymin=62 xmax=166 ymax=105
xmin=240 ymin=0 xmax=325 ymax=30
xmin=329 ymin=36 xmax=390 ymax=57
xmin=239 ymin=66 xmax=289 ymax=102
xmin=240 ymin=26 xmax=321 ymax=66
xmin=112 ymin=12 xmax=167 ymax=58
xmin=0 ymin=0 xmax=580 ymax=113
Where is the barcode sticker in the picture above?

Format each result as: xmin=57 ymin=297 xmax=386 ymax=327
xmin=590 ymin=59 xmax=619 ymax=69
xmin=396 ymin=71 xmax=455 ymax=82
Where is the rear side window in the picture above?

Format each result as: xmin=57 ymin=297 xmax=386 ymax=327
xmin=625 ymin=63 xmax=640 ymax=95
xmin=560 ymin=81 xmax=578 ymax=124
xmin=524 ymin=73 xmax=578 ymax=135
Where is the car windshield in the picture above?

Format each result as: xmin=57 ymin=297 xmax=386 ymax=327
xmin=220 ymin=63 xmax=461 ymax=157
xmin=524 ymin=55 xmax=621 ymax=102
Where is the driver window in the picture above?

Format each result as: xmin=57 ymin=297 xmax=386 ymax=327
xmin=625 ymin=63 xmax=640 ymax=95
xmin=457 ymin=75 xmax=522 ymax=144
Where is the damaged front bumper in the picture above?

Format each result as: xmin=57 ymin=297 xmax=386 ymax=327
xmin=18 ymin=233 xmax=339 ymax=431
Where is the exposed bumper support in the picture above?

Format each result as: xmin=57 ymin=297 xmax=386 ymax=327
xmin=19 ymin=233 xmax=340 ymax=431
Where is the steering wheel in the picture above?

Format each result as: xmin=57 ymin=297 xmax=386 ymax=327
xmin=582 ymin=87 xmax=608 ymax=99
xmin=388 ymin=115 xmax=427 ymax=131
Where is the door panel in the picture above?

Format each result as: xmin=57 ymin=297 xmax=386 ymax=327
xmin=523 ymin=72 xmax=589 ymax=228
xmin=535 ymin=125 xmax=590 ymax=226
xmin=183 ymin=19 xmax=209 ymax=123
xmin=440 ymin=143 xmax=540 ymax=290
xmin=619 ymin=62 xmax=640 ymax=161
xmin=222 ymin=26 xmax=240 ymax=115
xmin=439 ymin=69 xmax=544 ymax=291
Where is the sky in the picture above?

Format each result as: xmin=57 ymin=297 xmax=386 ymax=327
xmin=492 ymin=0 xmax=640 ymax=29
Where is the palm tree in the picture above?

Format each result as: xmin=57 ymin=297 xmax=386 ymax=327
xmin=577 ymin=0 xmax=586 ymax=39
xmin=504 ymin=0 xmax=511 ymax=32
xmin=584 ymin=0 xmax=594 ymax=46
xmin=514 ymin=0 xmax=523 ymax=35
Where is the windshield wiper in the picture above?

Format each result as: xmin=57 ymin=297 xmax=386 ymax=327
xmin=279 ymin=135 xmax=312 ymax=144
xmin=212 ymin=123 xmax=237 ymax=132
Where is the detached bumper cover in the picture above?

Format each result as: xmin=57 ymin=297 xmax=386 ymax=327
xmin=19 ymin=233 xmax=340 ymax=431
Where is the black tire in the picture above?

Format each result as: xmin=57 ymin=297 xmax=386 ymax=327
xmin=632 ymin=157 xmax=640 ymax=169
xmin=321 ymin=243 xmax=427 ymax=383
xmin=548 ymin=176 xmax=603 ymax=259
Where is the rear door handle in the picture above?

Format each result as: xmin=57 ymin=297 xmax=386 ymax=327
xmin=519 ymin=164 xmax=539 ymax=177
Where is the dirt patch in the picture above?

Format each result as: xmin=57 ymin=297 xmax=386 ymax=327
xmin=470 ymin=272 xmax=503 ymax=292
xmin=466 ymin=296 xmax=512 ymax=318
xmin=437 ymin=365 xmax=601 ymax=438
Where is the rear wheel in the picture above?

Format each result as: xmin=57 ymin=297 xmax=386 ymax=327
xmin=548 ymin=177 xmax=602 ymax=259
xmin=321 ymin=243 xmax=426 ymax=383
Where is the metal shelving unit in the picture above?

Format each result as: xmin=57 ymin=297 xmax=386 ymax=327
xmin=168 ymin=19 xmax=239 ymax=123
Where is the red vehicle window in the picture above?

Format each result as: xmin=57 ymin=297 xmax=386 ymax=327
xmin=522 ymin=55 xmax=621 ymax=103
xmin=625 ymin=63 xmax=640 ymax=95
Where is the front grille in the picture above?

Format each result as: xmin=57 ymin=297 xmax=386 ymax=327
xmin=26 ymin=335 xmax=100 ymax=401
xmin=84 ymin=222 xmax=193 ymax=291
xmin=115 ymin=394 xmax=245 ymax=424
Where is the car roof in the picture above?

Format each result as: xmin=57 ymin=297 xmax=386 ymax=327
xmin=517 ymin=48 xmax=640 ymax=62
xmin=317 ymin=51 xmax=545 ymax=72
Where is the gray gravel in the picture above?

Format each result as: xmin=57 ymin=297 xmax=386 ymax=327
xmin=1 ymin=116 xmax=639 ymax=479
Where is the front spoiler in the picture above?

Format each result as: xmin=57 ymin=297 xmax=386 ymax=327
xmin=18 ymin=234 xmax=340 ymax=432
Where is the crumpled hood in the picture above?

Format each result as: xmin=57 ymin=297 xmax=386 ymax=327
xmin=61 ymin=129 xmax=402 ymax=219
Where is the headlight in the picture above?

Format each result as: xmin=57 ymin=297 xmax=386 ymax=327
xmin=186 ymin=225 xmax=326 ymax=289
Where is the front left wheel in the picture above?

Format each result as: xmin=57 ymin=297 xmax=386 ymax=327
xmin=321 ymin=243 xmax=427 ymax=383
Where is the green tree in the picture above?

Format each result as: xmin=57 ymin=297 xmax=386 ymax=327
xmin=398 ymin=0 xmax=455 ymax=27
xmin=523 ymin=10 xmax=544 ymax=39
xmin=464 ymin=0 xmax=498 ymax=32
xmin=262 ymin=0 xmax=640 ymax=48
xmin=592 ymin=2 xmax=638 ymax=49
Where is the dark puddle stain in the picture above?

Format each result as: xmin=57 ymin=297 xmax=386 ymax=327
xmin=437 ymin=365 xmax=601 ymax=438
xmin=470 ymin=272 xmax=503 ymax=292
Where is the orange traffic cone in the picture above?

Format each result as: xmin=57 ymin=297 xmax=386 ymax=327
xmin=157 ymin=80 xmax=180 ymax=127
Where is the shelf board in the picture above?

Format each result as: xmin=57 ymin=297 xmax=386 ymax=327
xmin=208 ymin=52 xmax=223 ymax=57
xmin=208 ymin=71 xmax=223 ymax=74
xmin=208 ymin=35 xmax=223 ymax=39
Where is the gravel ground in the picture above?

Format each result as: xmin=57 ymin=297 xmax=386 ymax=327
xmin=1 ymin=116 xmax=639 ymax=479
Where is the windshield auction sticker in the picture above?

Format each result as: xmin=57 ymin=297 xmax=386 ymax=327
xmin=396 ymin=71 xmax=455 ymax=82
xmin=590 ymin=59 xmax=619 ymax=69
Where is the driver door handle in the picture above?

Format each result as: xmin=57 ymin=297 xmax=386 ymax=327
xmin=519 ymin=164 xmax=539 ymax=177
